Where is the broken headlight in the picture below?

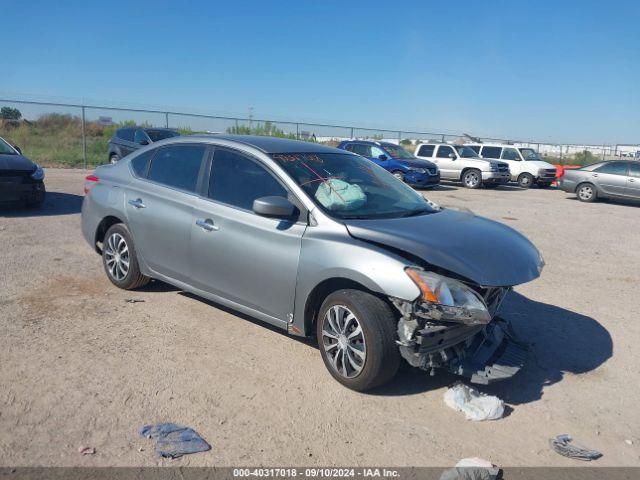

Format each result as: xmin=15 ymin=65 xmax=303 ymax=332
xmin=405 ymin=268 xmax=491 ymax=325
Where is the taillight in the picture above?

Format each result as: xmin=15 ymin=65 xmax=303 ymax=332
xmin=84 ymin=174 xmax=99 ymax=194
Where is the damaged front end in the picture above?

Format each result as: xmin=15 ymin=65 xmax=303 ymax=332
xmin=393 ymin=273 xmax=528 ymax=384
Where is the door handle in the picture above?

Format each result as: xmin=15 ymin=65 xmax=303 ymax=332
xmin=592 ymin=173 xmax=599 ymax=177
xmin=196 ymin=218 xmax=219 ymax=232
xmin=128 ymin=198 xmax=146 ymax=209
xmin=630 ymin=178 xmax=636 ymax=183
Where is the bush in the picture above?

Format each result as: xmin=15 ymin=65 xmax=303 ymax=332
xmin=0 ymin=106 xmax=22 ymax=120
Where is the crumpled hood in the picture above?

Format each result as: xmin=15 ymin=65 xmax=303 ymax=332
xmin=344 ymin=208 xmax=543 ymax=287
xmin=0 ymin=153 xmax=37 ymax=172
xmin=402 ymin=158 xmax=437 ymax=169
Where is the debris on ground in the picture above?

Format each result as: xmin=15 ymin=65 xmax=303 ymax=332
xmin=125 ymin=298 xmax=145 ymax=303
xmin=440 ymin=457 xmax=502 ymax=480
xmin=443 ymin=382 xmax=504 ymax=421
xmin=78 ymin=446 xmax=96 ymax=455
xmin=549 ymin=434 xmax=602 ymax=461
xmin=139 ymin=423 xmax=211 ymax=459
xmin=625 ymin=439 xmax=633 ymax=445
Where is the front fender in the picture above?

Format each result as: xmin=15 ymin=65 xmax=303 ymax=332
xmin=291 ymin=227 xmax=420 ymax=336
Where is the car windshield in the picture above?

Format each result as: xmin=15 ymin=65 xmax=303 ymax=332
xmin=454 ymin=145 xmax=480 ymax=158
xmin=519 ymin=148 xmax=542 ymax=161
xmin=382 ymin=143 xmax=414 ymax=159
xmin=0 ymin=137 xmax=17 ymax=155
xmin=272 ymin=152 xmax=437 ymax=220
xmin=146 ymin=130 xmax=179 ymax=142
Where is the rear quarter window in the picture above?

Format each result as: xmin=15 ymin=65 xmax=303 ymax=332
xmin=417 ymin=145 xmax=435 ymax=157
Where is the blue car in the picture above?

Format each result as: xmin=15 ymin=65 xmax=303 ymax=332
xmin=337 ymin=140 xmax=440 ymax=188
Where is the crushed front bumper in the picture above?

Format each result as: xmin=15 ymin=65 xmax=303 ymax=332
xmin=394 ymin=293 xmax=528 ymax=384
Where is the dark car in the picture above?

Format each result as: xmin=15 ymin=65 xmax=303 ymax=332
xmin=0 ymin=136 xmax=45 ymax=207
xmin=107 ymin=127 xmax=179 ymax=164
xmin=337 ymin=140 xmax=440 ymax=188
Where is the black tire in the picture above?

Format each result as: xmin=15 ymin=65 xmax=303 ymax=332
xmin=26 ymin=185 xmax=46 ymax=208
xmin=576 ymin=182 xmax=597 ymax=203
xmin=316 ymin=289 xmax=400 ymax=391
xmin=537 ymin=182 xmax=553 ymax=189
xmin=517 ymin=173 xmax=534 ymax=188
xmin=109 ymin=154 xmax=120 ymax=164
xmin=462 ymin=169 xmax=482 ymax=189
xmin=102 ymin=223 xmax=150 ymax=290
xmin=392 ymin=170 xmax=405 ymax=182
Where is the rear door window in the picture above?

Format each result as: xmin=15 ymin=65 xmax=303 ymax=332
xmin=501 ymin=148 xmax=521 ymax=160
xmin=147 ymin=145 xmax=206 ymax=192
xmin=349 ymin=144 xmax=372 ymax=157
xmin=118 ymin=128 xmax=135 ymax=142
xmin=481 ymin=146 xmax=502 ymax=159
xmin=595 ymin=161 xmax=629 ymax=176
xmin=436 ymin=145 xmax=455 ymax=158
xmin=628 ymin=162 xmax=640 ymax=177
xmin=133 ymin=129 xmax=149 ymax=144
xmin=208 ymin=148 xmax=287 ymax=211
xmin=417 ymin=145 xmax=435 ymax=157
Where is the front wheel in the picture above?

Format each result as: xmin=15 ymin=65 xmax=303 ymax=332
xmin=517 ymin=173 xmax=534 ymax=188
xmin=317 ymin=290 xmax=400 ymax=391
xmin=462 ymin=169 xmax=482 ymax=189
xmin=102 ymin=223 xmax=151 ymax=290
xmin=109 ymin=154 xmax=120 ymax=164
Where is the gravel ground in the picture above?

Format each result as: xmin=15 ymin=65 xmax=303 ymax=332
xmin=0 ymin=168 xmax=639 ymax=467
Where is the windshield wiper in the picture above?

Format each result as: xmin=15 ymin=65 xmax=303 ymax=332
xmin=399 ymin=208 xmax=433 ymax=218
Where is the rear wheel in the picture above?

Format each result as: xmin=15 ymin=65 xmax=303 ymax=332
xmin=317 ymin=289 xmax=400 ymax=391
xmin=517 ymin=173 xmax=534 ymax=188
xmin=462 ymin=169 xmax=482 ymax=189
xmin=102 ymin=223 xmax=150 ymax=290
xmin=576 ymin=183 xmax=597 ymax=202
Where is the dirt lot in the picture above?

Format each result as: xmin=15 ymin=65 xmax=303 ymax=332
xmin=1 ymin=168 xmax=639 ymax=467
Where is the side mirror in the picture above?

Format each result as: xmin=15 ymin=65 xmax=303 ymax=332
xmin=448 ymin=153 xmax=456 ymax=159
xmin=378 ymin=154 xmax=388 ymax=161
xmin=137 ymin=139 xmax=149 ymax=146
xmin=14 ymin=145 xmax=22 ymax=155
xmin=253 ymin=196 xmax=295 ymax=218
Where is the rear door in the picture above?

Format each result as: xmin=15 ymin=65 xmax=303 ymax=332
xmin=433 ymin=145 xmax=457 ymax=179
xmin=627 ymin=162 xmax=640 ymax=198
xmin=125 ymin=144 xmax=208 ymax=281
xmin=593 ymin=161 xmax=629 ymax=196
xmin=189 ymin=147 xmax=306 ymax=324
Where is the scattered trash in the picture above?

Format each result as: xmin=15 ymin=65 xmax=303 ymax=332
xmin=78 ymin=446 xmax=96 ymax=455
xmin=440 ymin=457 xmax=501 ymax=480
xmin=443 ymin=382 xmax=504 ymax=421
xmin=125 ymin=298 xmax=145 ymax=303
xmin=625 ymin=439 xmax=633 ymax=445
xmin=549 ymin=434 xmax=602 ymax=461
xmin=139 ymin=423 xmax=211 ymax=459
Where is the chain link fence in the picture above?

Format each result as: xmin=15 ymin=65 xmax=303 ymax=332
xmin=0 ymin=98 xmax=636 ymax=168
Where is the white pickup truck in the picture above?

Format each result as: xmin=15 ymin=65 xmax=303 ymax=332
xmin=466 ymin=143 xmax=557 ymax=188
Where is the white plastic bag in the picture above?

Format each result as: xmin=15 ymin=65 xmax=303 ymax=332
xmin=443 ymin=382 xmax=504 ymax=421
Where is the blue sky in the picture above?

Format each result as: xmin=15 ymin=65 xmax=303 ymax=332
xmin=2 ymin=0 xmax=639 ymax=144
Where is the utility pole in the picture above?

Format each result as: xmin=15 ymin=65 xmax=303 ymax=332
xmin=248 ymin=107 xmax=254 ymax=129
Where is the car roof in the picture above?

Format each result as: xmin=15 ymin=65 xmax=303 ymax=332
xmin=340 ymin=139 xmax=381 ymax=146
xmin=190 ymin=135 xmax=344 ymax=154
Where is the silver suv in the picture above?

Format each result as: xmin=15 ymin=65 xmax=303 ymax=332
xmin=415 ymin=143 xmax=510 ymax=189
xmin=81 ymin=135 xmax=543 ymax=391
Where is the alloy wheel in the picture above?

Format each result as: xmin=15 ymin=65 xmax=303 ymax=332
xmin=321 ymin=305 xmax=366 ymax=379
xmin=464 ymin=171 xmax=480 ymax=188
xmin=104 ymin=232 xmax=130 ymax=281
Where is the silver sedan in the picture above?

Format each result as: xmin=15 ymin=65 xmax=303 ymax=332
xmin=559 ymin=160 xmax=640 ymax=202
xmin=81 ymin=135 xmax=543 ymax=391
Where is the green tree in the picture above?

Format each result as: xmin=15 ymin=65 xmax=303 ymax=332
xmin=574 ymin=150 xmax=599 ymax=165
xmin=1 ymin=106 xmax=22 ymax=120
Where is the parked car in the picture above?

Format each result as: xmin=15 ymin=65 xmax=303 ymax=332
xmin=0 ymin=136 xmax=45 ymax=207
xmin=558 ymin=160 xmax=640 ymax=202
xmin=337 ymin=140 xmax=440 ymax=188
xmin=81 ymin=135 xmax=543 ymax=391
xmin=107 ymin=127 xmax=179 ymax=164
xmin=466 ymin=144 xmax=557 ymax=188
xmin=414 ymin=143 xmax=510 ymax=189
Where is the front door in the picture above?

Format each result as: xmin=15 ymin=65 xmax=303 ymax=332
xmin=125 ymin=144 xmax=208 ymax=281
xmin=627 ymin=162 xmax=640 ymax=198
xmin=433 ymin=145 xmax=457 ymax=179
xmin=500 ymin=147 xmax=522 ymax=179
xmin=189 ymin=147 xmax=305 ymax=324
xmin=592 ymin=161 xmax=629 ymax=196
